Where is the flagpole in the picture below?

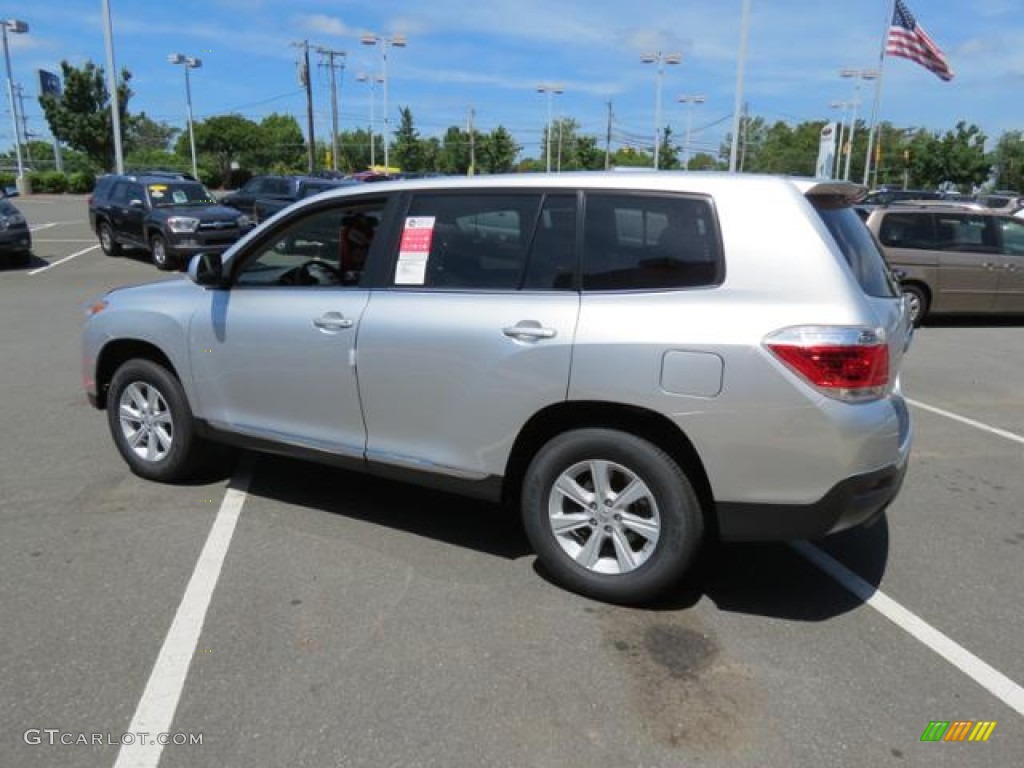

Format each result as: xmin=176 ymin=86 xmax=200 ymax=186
xmin=862 ymin=0 xmax=896 ymax=187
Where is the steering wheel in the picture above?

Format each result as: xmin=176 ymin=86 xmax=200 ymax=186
xmin=292 ymin=259 xmax=343 ymax=286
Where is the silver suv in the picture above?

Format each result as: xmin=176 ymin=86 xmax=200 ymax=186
xmin=82 ymin=173 xmax=913 ymax=604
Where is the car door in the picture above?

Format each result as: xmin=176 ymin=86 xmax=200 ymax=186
xmin=933 ymin=212 xmax=1000 ymax=313
xmin=356 ymin=190 xmax=580 ymax=481
xmin=188 ymin=196 xmax=390 ymax=458
xmin=108 ymin=181 xmax=147 ymax=247
xmin=994 ymin=216 xmax=1024 ymax=312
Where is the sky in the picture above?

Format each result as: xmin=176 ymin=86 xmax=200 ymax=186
xmin=4 ymin=0 xmax=1023 ymax=164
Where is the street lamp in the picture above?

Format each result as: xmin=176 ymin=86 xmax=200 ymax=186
xmin=1 ymin=19 xmax=28 ymax=183
xmin=356 ymin=71 xmax=384 ymax=168
xmin=830 ymin=99 xmax=854 ymax=180
xmin=360 ymin=33 xmax=406 ymax=171
xmin=536 ymin=83 xmax=564 ymax=173
xmin=677 ymin=94 xmax=705 ymax=170
xmin=839 ymin=68 xmax=878 ymax=181
xmin=168 ymin=53 xmax=202 ymax=180
xmin=640 ymin=50 xmax=681 ymax=170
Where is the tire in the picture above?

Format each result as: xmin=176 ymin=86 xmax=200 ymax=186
xmin=106 ymin=359 xmax=206 ymax=482
xmin=150 ymin=233 xmax=175 ymax=271
xmin=98 ymin=221 xmax=122 ymax=256
xmin=902 ymin=284 xmax=929 ymax=327
xmin=521 ymin=428 xmax=704 ymax=605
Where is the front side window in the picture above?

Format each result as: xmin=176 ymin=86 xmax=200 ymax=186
xmin=933 ymin=213 xmax=999 ymax=252
xmin=235 ymin=201 xmax=383 ymax=287
xmin=1001 ymin=218 xmax=1024 ymax=255
xmin=582 ymin=193 xmax=721 ymax=290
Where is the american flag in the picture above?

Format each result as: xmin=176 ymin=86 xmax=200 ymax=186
xmin=886 ymin=0 xmax=954 ymax=81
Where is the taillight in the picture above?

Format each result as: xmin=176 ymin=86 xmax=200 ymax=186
xmin=765 ymin=326 xmax=889 ymax=402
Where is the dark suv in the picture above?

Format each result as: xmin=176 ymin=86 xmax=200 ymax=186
xmin=89 ymin=172 xmax=253 ymax=270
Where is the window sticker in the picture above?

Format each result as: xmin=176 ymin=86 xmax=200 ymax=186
xmin=172 ymin=189 xmax=189 ymax=204
xmin=395 ymin=215 xmax=435 ymax=285
xmin=148 ymin=185 xmax=167 ymax=199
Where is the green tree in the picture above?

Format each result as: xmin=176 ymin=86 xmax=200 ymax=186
xmin=658 ymin=125 xmax=680 ymax=170
xmin=125 ymin=112 xmax=178 ymax=154
xmin=393 ymin=107 xmax=422 ymax=172
xmin=991 ymin=131 xmax=1024 ymax=192
xmin=907 ymin=122 xmax=988 ymax=190
xmin=441 ymin=126 xmax=471 ymax=174
xmin=185 ymin=114 xmax=261 ymax=187
xmin=688 ymin=152 xmax=722 ymax=171
xmin=39 ymin=60 xmax=132 ymax=171
xmin=247 ymin=113 xmax=305 ymax=171
xmin=477 ymin=126 xmax=519 ymax=174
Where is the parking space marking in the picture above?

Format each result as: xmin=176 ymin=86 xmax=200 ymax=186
xmin=29 ymin=219 xmax=85 ymax=231
xmin=907 ymin=397 xmax=1024 ymax=446
xmin=792 ymin=541 xmax=1024 ymax=718
xmin=27 ymin=244 xmax=100 ymax=275
xmin=113 ymin=462 xmax=252 ymax=768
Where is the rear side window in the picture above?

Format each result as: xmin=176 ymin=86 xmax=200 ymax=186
xmin=399 ymin=193 xmax=542 ymax=289
xmin=582 ymin=193 xmax=721 ymax=291
xmin=878 ymin=212 xmax=936 ymax=249
xmin=813 ymin=196 xmax=897 ymax=298
xmin=934 ymin=213 xmax=999 ymax=252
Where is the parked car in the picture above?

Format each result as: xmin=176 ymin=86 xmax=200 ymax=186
xmin=866 ymin=204 xmax=1024 ymax=325
xmin=221 ymin=175 xmax=305 ymax=218
xmin=252 ymin=177 xmax=358 ymax=222
xmin=82 ymin=172 xmax=913 ymax=604
xmin=89 ymin=172 xmax=253 ymax=270
xmin=0 ymin=197 xmax=32 ymax=266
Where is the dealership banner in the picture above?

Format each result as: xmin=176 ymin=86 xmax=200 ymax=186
xmin=816 ymin=122 xmax=838 ymax=179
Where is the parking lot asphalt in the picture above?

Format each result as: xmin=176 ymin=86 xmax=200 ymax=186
xmin=1 ymin=195 xmax=1021 ymax=768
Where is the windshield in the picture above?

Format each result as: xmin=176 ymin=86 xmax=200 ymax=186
xmin=811 ymin=195 xmax=898 ymax=299
xmin=146 ymin=182 xmax=216 ymax=208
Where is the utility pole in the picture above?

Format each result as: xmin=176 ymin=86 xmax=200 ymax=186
xmin=15 ymin=83 xmax=32 ymax=167
xmin=466 ymin=106 xmax=475 ymax=176
xmin=293 ymin=40 xmax=316 ymax=174
xmin=604 ymin=100 xmax=613 ymax=169
xmin=316 ymin=46 xmax=346 ymax=173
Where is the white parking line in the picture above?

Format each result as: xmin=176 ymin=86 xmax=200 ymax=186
xmin=792 ymin=541 xmax=1024 ymax=717
xmin=29 ymin=219 xmax=85 ymax=231
xmin=27 ymin=244 xmax=100 ymax=275
xmin=907 ymin=397 xmax=1024 ymax=446
xmin=113 ymin=463 xmax=252 ymax=768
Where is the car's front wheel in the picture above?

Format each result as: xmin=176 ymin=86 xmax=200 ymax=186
xmin=521 ymin=428 xmax=704 ymax=605
xmin=106 ymin=359 xmax=205 ymax=482
xmin=150 ymin=233 xmax=175 ymax=271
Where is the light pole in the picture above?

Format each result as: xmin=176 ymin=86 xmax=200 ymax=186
xmin=641 ymin=51 xmax=682 ymax=169
xmin=830 ymin=100 xmax=853 ymax=180
xmin=839 ymin=68 xmax=878 ymax=181
xmin=1 ymin=19 xmax=28 ymax=184
xmin=677 ymin=94 xmax=705 ymax=170
xmin=356 ymin=72 xmax=384 ymax=169
xmin=360 ymin=33 xmax=406 ymax=171
xmin=168 ymin=53 xmax=201 ymax=180
xmin=536 ymin=83 xmax=563 ymax=173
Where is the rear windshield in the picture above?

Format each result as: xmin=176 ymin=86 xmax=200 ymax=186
xmin=812 ymin=195 xmax=898 ymax=298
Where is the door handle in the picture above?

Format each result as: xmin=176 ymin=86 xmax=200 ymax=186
xmin=313 ymin=312 xmax=354 ymax=331
xmin=503 ymin=321 xmax=557 ymax=341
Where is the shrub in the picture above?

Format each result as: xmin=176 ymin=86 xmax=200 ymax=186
xmin=28 ymin=171 xmax=69 ymax=193
xmin=68 ymin=171 xmax=96 ymax=194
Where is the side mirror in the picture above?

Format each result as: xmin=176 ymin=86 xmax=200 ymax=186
xmin=891 ymin=268 xmax=907 ymax=283
xmin=128 ymin=198 xmax=144 ymax=209
xmin=188 ymin=252 xmax=224 ymax=286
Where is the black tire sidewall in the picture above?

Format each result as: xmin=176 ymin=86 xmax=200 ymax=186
xmin=106 ymin=359 xmax=199 ymax=482
xmin=99 ymin=222 xmax=121 ymax=256
xmin=522 ymin=428 xmax=703 ymax=604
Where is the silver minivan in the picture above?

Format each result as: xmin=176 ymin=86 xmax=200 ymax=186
xmin=83 ymin=172 xmax=913 ymax=604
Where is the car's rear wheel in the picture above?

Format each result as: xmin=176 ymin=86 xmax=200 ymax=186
xmin=150 ymin=233 xmax=175 ymax=271
xmin=98 ymin=221 xmax=122 ymax=256
xmin=521 ymin=428 xmax=703 ymax=605
xmin=902 ymin=284 xmax=929 ymax=327
xmin=106 ymin=359 xmax=206 ymax=482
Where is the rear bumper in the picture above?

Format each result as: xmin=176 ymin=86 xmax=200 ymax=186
xmin=716 ymin=459 xmax=908 ymax=541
